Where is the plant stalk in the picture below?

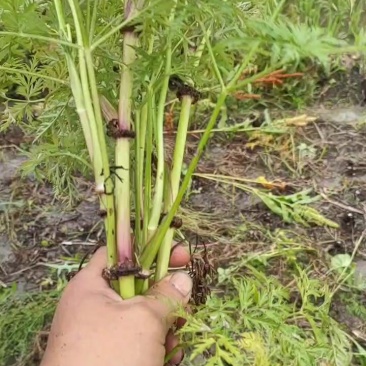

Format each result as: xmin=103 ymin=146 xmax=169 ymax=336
xmin=154 ymin=96 xmax=192 ymax=281
xmin=147 ymin=3 xmax=177 ymax=241
xmin=154 ymin=33 xmax=207 ymax=281
xmin=55 ymin=0 xmax=118 ymax=276
xmin=115 ymin=0 xmax=144 ymax=299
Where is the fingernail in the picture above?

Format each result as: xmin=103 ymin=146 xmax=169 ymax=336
xmin=170 ymin=272 xmax=192 ymax=297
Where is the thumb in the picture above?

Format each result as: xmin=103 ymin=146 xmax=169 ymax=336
xmin=71 ymin=246 xmax=110 ymax=290
xmin=144 ymin=272 xmax=193 ymax=330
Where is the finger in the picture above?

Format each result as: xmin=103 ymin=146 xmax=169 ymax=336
xmin=145 ymin=271 xmax=192 ymax=331
xmin=72 ymin=246 xmax=110 ymax=289
xmin=176 ymin=316 xmax=187 ymax=329
xmin=165 ymin=330 xmax=184 ymax=365
xmin=83 ymin=246 xmax=108 ymax=273
xmin=169 ymin=244 xmax=190 ymax=268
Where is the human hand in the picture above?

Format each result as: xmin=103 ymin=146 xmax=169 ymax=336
xmin=41 ymin=245 xmax=192 ymax=366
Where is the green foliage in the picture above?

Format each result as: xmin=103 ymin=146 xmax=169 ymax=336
xmin=342 ymin=293 xmax=366 ymax=322
xmin=254 ymin=189 xmax=340 ymax=228
xmin=180 ymin=265 xmax=360 ymax=366
xmin=0 ymin=284 xmax=60 ymax=365
xmin=201 ymin=174 xmax=339 ymax=229
xmin=0 ymin=0 xmax=360 ymax=202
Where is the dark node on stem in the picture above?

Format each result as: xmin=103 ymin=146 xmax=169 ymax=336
xmin=176 ymin=84 xmax=201 ymax=104
xmin=102 ymin=262 xmax=152 ymax=281
xmin=169 ymin=75 xmax=201 ymax=104
xmin=171 ymin=217 xmax=183 ymax=228
xmin=107 ymin=119 xmax=137 ymax=139
xmin=159 ymin=214 xmax=183 ymax=229
xmin=186 ymin=237 xmax=216 ymax=306
xmin=99 ymin=209 xmax=107 ymax=218
xmin=169 ymin=75 xmax=185 ymax=91
xmin=120 ymin=22 xmax=142 ymax=36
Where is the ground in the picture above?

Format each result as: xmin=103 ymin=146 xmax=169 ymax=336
xmin=1 ymin=69 xmax=366 ymax=364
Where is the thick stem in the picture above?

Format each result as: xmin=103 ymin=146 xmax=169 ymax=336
xmin=115 ymin=139 xmax=134 ymax=299
xmin=116 ymin=0 xmax=144 ymax=298
xmin=154 ymin=96 xmax=192 ymax=281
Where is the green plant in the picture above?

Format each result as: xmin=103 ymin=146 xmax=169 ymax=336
xmin=38 ymin=0 xmax=346 ymax=300
xmin=0 ymin=284 xmax=61 ymax=365
xmin=179 ymin=263 xmax=363 ymax=366
xmin=197 ymin=174 xmax=339 ymax=228
xmin=1 ymin=0 xmax=362 ymax=362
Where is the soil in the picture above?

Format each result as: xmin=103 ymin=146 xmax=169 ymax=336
xmin=1 ymin=67 xmax=366 ymax=360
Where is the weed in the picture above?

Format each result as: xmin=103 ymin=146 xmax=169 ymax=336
xmin=1 ymin=0 xmax=366 ymax=364
xmin=180 ymin=263 xmax=363 ymax=366
xmin=0 ymin=284 xmax=61 ymax=365
xmin=0 ymin=0 xmax=360 ymax=202
xmin=197 ymin=174 xmax=339 ymax=228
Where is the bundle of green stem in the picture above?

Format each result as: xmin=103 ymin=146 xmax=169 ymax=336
xmin=54 ymin=0 xmax=262 ymax=299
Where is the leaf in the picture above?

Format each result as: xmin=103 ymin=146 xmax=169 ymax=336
xmin=190 ymin=338 xmax=216 ymax=361
xmin=331 ymin=254 xmax=353 ymax=270
xmin=254 ymin=191 xmax=283 ymax=216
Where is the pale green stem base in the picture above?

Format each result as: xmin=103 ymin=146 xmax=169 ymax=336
xmin=119 ymin=276 xmax=135 ymax=299
xmin=155 ymin=96 xmax=192 ymax=281
xmin=115 ymin=138 xmax=134 ymax=297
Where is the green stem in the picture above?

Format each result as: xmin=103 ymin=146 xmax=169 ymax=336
xmin=85 ymin=51 xmax=117 ymax=268
xmin=55 ymin=0 xmax=119 ymax=293
xmin=147 ymin=7 xmax=176 ymax=240
xmin=140 ymin=45 xmax=259 ymax=272
xmin=134 ymin=109 xmax=142 ymax=250
xmin=116 ymin=0 xmax=145 ymax=299
xmin=154 ymin=96 xmax=192 ymax=281
xmin=67 ymin=0 xmax=118 ymax=273
xmin=154 ymin=32 xmax=207 ymax=281
xmin=142 ymin=91 xmax=154 ymax=248
xmin=138 ymin=91 xmax=228 ymax=287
